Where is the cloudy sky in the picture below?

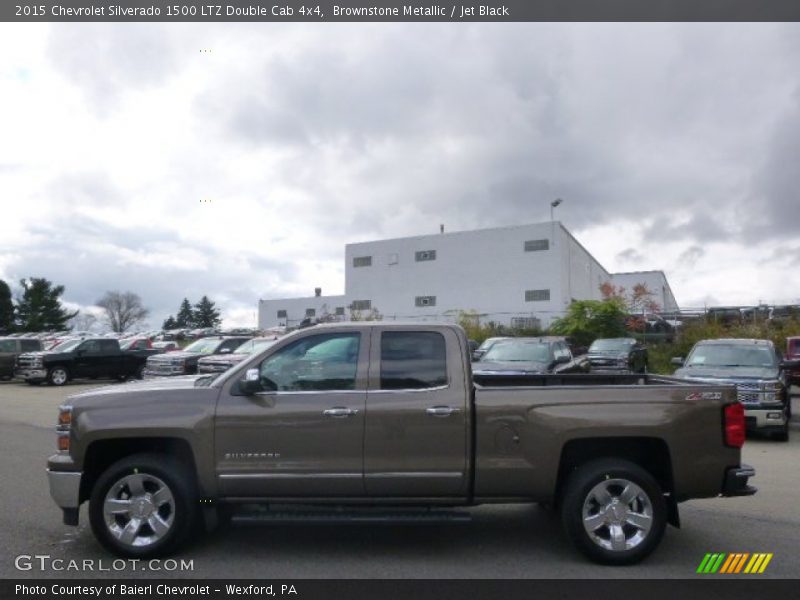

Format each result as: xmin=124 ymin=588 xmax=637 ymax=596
xmin=1 ymin=22 xmax=799 ymax=329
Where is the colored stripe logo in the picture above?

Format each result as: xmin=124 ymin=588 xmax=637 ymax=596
xmin=696 ymin=553 xmax=773 ymax=574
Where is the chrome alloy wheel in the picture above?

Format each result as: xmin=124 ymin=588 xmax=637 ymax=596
xmin=50 ymin=368 xmax=68 ymax=385
xmin=103 ymin=473 xmax=175 ymax=548
xmin=581 ymin=478 xmax=654 ymax=552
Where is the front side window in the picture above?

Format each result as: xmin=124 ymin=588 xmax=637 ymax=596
xmin=380 ymin=331 xmax=447 ymax=390
xmin=79 ymin=340 xmax=101 ymax=354
xmin=258 ymin=333 xmax=360 ymax=392
xmin=100 ymin=339 xmax=118 ymax=352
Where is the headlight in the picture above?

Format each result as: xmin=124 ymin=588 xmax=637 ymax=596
xmin=761 ymin=381 xmax=782 ymax=391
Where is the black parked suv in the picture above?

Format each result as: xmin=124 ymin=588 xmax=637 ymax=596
xmin=587 ymin=338 xmax=648 ymax=373
xmin=472 ymin=337 xmax=590 ymax=377
xmin=144 ymin=336 xmax=251 ymax=377
xmin=0 ymin=337 xmax=43 ymax=380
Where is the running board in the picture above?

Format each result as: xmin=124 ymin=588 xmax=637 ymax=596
xmin=231 ymin=509 xmax=472 ymax=525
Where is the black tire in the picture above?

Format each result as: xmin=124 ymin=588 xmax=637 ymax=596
xmin=47 ymin=366 xmax=69 ymax=386
xmin=561 ymin=458 xmax=666 ymax=565
xmin=89 ymin=453 xmax=198 ymax=558
xmin=771 ymin=424 xmax=789 ymax=442
xmin=136 ymin=365 xmax=146 ymax=380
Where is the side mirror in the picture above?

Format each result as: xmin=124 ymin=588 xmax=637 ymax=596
xmin=671 ymin=357 xmax=684 ymax=366
xmin=239 ymin=368 xmax=263 ymax=395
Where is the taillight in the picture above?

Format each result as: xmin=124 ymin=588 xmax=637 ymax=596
xmin=724 ymin=403 xmax=745 ymax=448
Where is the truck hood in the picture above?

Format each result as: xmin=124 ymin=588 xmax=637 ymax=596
xmin=674 ymin=365 xmax=779 ymax=381
xmin=473 ymin=360 xmax=549 ymax=375
xmin=198 ymin=353 xmax=248 ymax=365
xmin=147 ymin=351 xmax=201 ymax=362
xmin=19 ymin=351 xmax=71 ymax=359
xmin=67 ymin=375 xmax=212 ymax=400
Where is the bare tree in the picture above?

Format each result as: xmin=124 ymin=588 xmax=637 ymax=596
xmin=68 ymin=311 xmax=98 ymax=332
xmin=96 ymin=291 xmax=149 ymax=333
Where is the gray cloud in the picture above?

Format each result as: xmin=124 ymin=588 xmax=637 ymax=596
xmin=616 ymin=248 xmax=645 ymax=264
xmin=677 ymin=245 xmax=705 ymax=268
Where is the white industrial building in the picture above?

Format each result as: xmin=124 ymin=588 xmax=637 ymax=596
xmin=610 ymin=271 xmax=679 ymax=314
xmin=258 ymin=222 xmax=676 ymax=329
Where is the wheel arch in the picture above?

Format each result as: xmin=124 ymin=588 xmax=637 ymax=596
xmin=80 ymin=437 xmax=198 ymax=504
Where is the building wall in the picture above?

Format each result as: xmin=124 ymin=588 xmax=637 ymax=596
xmin=610 ymin=271 xmax=679 ymax=313
xmin=344 ymin=222 xmax=605 ymax=327
xmin=259 ymin=295 xmax=347 ymax=329
xmin=257 ymin=223 xmax=675 ymax=330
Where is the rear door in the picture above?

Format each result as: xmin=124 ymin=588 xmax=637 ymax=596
xmin=364 ymin=328 xmax=469 ymax=497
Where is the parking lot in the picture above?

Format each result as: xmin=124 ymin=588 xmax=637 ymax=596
xmin=1 ymin=379 xmax=799 ymax=579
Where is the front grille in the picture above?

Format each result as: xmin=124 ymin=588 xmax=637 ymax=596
xmin=737 ymin=391 xmax=761 ymax=405
xmin=16 ymin=356 xmax=41 ymax=368
xmin=147 ymin=362 xmax=184 ymax=375
xmin=199 ymin=362 xmax=229 ymax=373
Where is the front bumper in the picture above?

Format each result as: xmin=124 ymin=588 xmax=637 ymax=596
xmin=15 ymin=368 xmax=46 ymax=380
xmin=744 ymin=407 xmax=788 ymax=431
xmin=721 ymin=464 xmax=757 ymax=497
xmin=47 ymin=469 xmax=82 ymax=525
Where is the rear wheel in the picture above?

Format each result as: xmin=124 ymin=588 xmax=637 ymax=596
xmin=89 ymin=453 xmax=198 ymax=558
xmin=561 ymin=458 xmax=666 ymax=565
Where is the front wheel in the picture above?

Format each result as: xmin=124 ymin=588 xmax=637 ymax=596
xmin=561 ymin=458 xmax=666 ymax=565
xmin=47 ymin=366 xmax=69 ymax=386
xmin=89 ymin=453 xmax=197 ymax=558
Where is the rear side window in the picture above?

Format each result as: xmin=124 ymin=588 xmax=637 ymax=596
xmin=0 ymin=340 xmax=15 ymax=352
xmin=100 ymin=339 xmax=118 ymax=352
xmin=380 ymin=331 xmax=447 ymax=390
xmin=21 ymin=340 xmax=41 ymax=351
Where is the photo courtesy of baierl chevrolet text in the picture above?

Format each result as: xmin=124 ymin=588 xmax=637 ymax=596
xmin=1 ymin=1 xmax=799 ymax=599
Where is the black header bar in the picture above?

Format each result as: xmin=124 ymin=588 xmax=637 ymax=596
xmin=3 ymin=0 xmax=800 ymax=22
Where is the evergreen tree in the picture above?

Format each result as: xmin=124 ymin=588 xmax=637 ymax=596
xmin=0 ymin=279 xmax=14 ymax=333
xmin=162 ymin=315 xmax=178 ymax=330
xmin=174 ymin=298 xmax=195 ymax=328
xmin=193 ymin=295 xmax=221 ymax=328
xmin=15 ymin=278 xmax=78 ymax=331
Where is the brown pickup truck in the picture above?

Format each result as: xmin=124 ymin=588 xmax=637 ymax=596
xmin=47 ymin=323 xmax=754 ymax=565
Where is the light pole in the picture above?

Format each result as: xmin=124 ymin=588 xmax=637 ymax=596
xmin=550 ymin=198 xmax=563 ymax=222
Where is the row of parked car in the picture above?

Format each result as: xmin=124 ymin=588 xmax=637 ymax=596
xmin=468 ymin=334 xmax=798 ymax=441
xmin=0 ymin=330 xmax=281 ymax=386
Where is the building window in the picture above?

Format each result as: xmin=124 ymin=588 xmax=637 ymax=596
xmin=388 ymin=253 xmax=399 ymax=265
xmin=350 ymin=300 xmax=371 ymax=311
xmin=524 ymin=239 xmax=549 ymax=252
xmin=511 ymin=317 xmax=541 ymax=330
xmin=525 ymin=289 xmax=550 ymax=302
xmin=277 ymin=310 xmax=287 ymax=319
xmin=353 ymin=256 xmax=372 ymax=268
xmin=415 ymin=250 xmax=436 ymax=262
xmin=335 ymin=307 xmax=345 ymax=316
xmin=415 ymin=296 xmax=437 ymax=307
xmin=305 ymin=308 xmax=316 ymax=317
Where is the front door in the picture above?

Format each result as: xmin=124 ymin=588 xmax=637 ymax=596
xmin=215 ymin=330 xmax=368 ymax=497
xmin=364 ymin=328 xmax=468 ymax=497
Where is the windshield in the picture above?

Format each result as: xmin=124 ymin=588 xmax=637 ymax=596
xmin=230 ymin=339 xmax=277 ymax=355
xmin=483 ymin=341 xmax=551 ymax=363
xmin=51 ymin=339 xmax=82 ymax=352
xmin=589 ymin=339 xmax=634 ymax=352
xmin=183 ymin=339 xmax=223 ymax=354
xmin=118 ymin=339 xmax=135 ymax=350
xmin=686 ymin=344 xmax=777 ymax=368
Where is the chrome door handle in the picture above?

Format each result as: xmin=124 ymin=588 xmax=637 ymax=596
xmin=426 ymin=406 xmax=460 ymax=417
xmin=323 ymin=407 xmax=359 ymax=418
